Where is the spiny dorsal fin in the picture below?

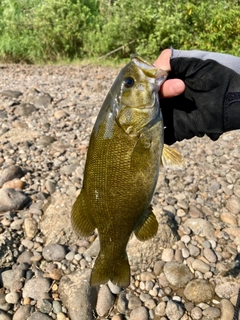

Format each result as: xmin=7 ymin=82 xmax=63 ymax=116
xmin=161 ymin=144 xmax=185 ymax=169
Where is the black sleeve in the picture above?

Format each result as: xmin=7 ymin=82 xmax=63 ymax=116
xmin=161 ymin=55 xmax=240 ymax=145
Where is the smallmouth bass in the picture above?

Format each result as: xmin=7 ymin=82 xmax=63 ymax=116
xmin=71 ymin=55 xmax=183 ymax=287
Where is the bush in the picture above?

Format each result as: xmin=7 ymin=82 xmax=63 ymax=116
xmin=0 ymin=0 xmax=239 ymax=63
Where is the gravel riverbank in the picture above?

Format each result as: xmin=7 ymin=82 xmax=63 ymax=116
xmin=0 ymin=63 xmax=240 ymax=320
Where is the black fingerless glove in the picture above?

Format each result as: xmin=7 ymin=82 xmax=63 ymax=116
xmin=162 ymin=51 xmax=240 ymax=145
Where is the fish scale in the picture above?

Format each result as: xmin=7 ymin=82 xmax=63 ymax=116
xmin=71 ymin=55 xmax=183 ymax=287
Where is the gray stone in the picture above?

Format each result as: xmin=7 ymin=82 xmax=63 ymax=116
xmin=12 ymin=305 xmax=31 ymax=320
xmin=165 ymin=300 xmax=184 ymax=320
xmin=5 ymin=292 xmax=20 ymax=304
xmin=164 ymin=262 xmax=194 ymax=288
xmin=129 ymin=306 xmax=148 ymax=320
xmin=2 ymin=89 xmax=22 ymax=98
xmin=22 ymin=277 xmax=51 ymax=300
xmin=27 ymin=312 xmax=52 ymax=320
xmin=58 ymin=268 xmax=97 ymax=320
xmin=184 ymin=279 xmax=214 ymax=303
xmin=220 ymin=298 xmax=234 ymax=320
xmin=1 ymin=266 xmax=25 ymax=289
xmin=184 ymin=218 xmax=215 ymax=239
xmin=96 ymin=284 xmax=115 ymax=316
xmin=0 ymin=310 xmax=12 ymax=320
xmin=0 ymin=188 xmax=31 ymax=212
xmin=116 ymin=291 xmax=128 ymax=314
xmin=42 ymin=243 xmax=66 ymax=261
xmin=0 ymin=165 xmax=24 ymax=187
xmin=192 ymin=259 xmax=210 ymax=273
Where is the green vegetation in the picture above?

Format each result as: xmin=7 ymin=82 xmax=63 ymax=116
xmin=0 ymin=0 xmax=239 ymax=63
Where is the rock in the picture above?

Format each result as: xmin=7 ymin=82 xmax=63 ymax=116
xmin=116 ymin=291 xmax=128 ymax=314
xmin=34 ymin=94 xmax=52 ymax=108
xmin=1 ymin=266 xmax=25 ymax=289
xmin=5 ymin=292 xmax=20 ymax=304
xmin=226 ymin=196 xmax=240 ymax=214
xmin=17 ymin=251 xmax=33 ymax=264
xmin=22 ymin=277 xmax=51 ymax=300
xmin=23 ymin=218 xmax=38 ymax=239
xmin=0 ymin=310 xmax=12 ymax=320
xmin=39 ymin=194 xmax=77 ymax=245
xmin=96 ymin=284 xmax=115 ymax=316
xmin=192 ymin=259 xmax=210 ymax=273
xmin=215 ymin=278 xmax=240 ymax=299
xmin=184 ymin=218 xmax=216 ymax=240
xmin=12 ymin=305 xmax=31 ymax=320
xmin=161 ymin=248 xmax=174 ymax=262
xmin=129 ymin=306 xmax=148 ymax=320
xmin=165 ymin=300 xmax=184 ymax=320
xmin=220 ymin=298 xmax=234 ymax=320
xmin=155 ymin=301 xmax=166 ymax=316
xmin=0 ymin=165 xmax=24 ymax=187
xmin=27 ymin=312 xmax=52 ymax=320
xmin=15 ymin=103 xmax=37 ymax=116
xmin=183 ymin=279 xmax=214 ymax=303
xmin=220 ymin=212 xmax=237 ymax=225
xmin=164 ymin=262 xmax=194 ymax=288
xmin=128 ymin=295 xmax=142 ymax=310
xmin=2 ymin=90 xmax=22 ymax=98
xmin=202 ymin=307 xmax=221 ymax=318
xmin=0 ymin=188 xmax=31 ymax=212
xmin=203 ymin=248 xmax=217 ymax=263
xmin=2 ymin=179 xmax=26 ymax=190
xmin=42 ymin=243 xmax=66 ymax=261
xmin=58 ymin=269 xmax=97 ymax=320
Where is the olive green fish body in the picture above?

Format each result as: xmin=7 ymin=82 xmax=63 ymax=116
xmin=72 ymin=56 xmax=167 ymax=287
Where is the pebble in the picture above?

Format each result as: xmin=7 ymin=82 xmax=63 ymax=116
xmin=96 ymin=284 xmax=115 ymax=316
xmin=184 ymin=279 xmax=214 ymax=303
xmin=42 ymin=244 xmax=66 ymax=261
xmin=1 ymin=64 xmax=240 ymax=320
xmin=164 ymin=262 xmax=194 ymax=287
xmin=129 ymin=306 xmax=148 ymax=320
xmin=165 ymin=300 xmax=184 ymax=320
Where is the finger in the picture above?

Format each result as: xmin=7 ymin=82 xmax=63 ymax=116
xmin=160 ymin=79 xmax=185 ymax=98
xmin=154 ymin=49 xmax=172 ymax=71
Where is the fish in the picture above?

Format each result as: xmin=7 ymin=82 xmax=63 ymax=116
xmin=71 ymin=55 xmax=184 ymax=287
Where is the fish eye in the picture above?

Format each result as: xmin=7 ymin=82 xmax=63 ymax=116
xmin=124 ymin=77 xmax=134 ymax=88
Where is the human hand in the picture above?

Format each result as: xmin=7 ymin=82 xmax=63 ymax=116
xmin=154 ymin=48 xmax=240 ymax=144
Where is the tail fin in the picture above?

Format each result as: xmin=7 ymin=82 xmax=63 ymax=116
xmin=90 ymin=253 xmax=130 ymax=288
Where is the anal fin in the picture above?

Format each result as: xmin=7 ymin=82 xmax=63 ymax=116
xmin=71 ymin=192 xmax=95 ymax=237
xmin=134 ymin=206 xmax=158 ymax=241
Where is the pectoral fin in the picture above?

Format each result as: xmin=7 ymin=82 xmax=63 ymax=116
xmin=134 ymin=206 xmax=158 ymax=241
xmin=71 ymin=192 xmax=96 ymax=237
xmin=161 ymin=144 xmax=185 ymax=169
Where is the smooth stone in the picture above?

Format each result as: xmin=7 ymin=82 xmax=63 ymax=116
xmin=220 ymin=212 xmax=237 ymax=225
xmin=116 ymin=291 xmax=128 ymax=314
xmin=17 ymin=251 xmax=33 ymax=264
xmin=27 ymin=311 xmax=52 ymax=320
xmin=2 ymin=90 xmax=22 ymax=98
xmin=190 ymin=306 xmax=202 ymax=319
xmin=165 ymin=300 xmax=184 ymax=320
xmin=128 ymin=295 xmax=142 ymax=310
xmin=155 ymin=301 xmax=166 ymax=316
xmin=5 ymin=292 xmax=20 ymax=304
xmin=184 ymin=279 xmax=214 ymax=303
xmin=15 ymin=103 xmax=37 ymax=116
xmin=203 ymin=248 xmax=217 ymax=263
xmin=215 ymin=280 xmax=240 ymax=299
xmin=226 ymin=196 xmax=240 ymax=214
xmin=23 ymin=218 xmax=38 ymax=239
xmin=220 ymin=298 xmax=234 ymax=320
xmin=184 ymin=218 xmax=215 ymax=240
xmin=108 ymin=281 xmax=122 ymax=294
xmin=0 ymin=188 xmax=31 ymax=212
xmin=0 ymin=310 xmax=12 ymax=320
xmin=58 ymin=269 xmax=97 ymax=320
xmin=1 ymin=266 xmax=25 ymax=289
xmin=2 ymin=179 xmax=26 ymax=190
xmin=188 ymin=244 xmax=200 ymax=257
xmin=192 ymin=259 xmax=210 ymax=273
xmin=12 ymin=305 xmax=31 ymax=320
xmin=96 ymin=284 xmax=115 ymax=316
xmin=34 ymin=94 xmax=52 ymax=108
xmin=129 ymin=306 xmax=148 ymax=320
xmin=161 ymin=248 xmax=174 ymax=262
xmin=42 ymin=243 xmax=66 ymax=261
xmin=22 ymin=277 xmax=51 ymax=300
xmin=0 ymin=165 xmax=24 ymax=187
xmin=202 ymin=307 xmax=221 ymax=318
xmin=52 ymin=301 xmax=62 ymax=314
xmin=164 ymin=262 xmax=194 ymax=288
